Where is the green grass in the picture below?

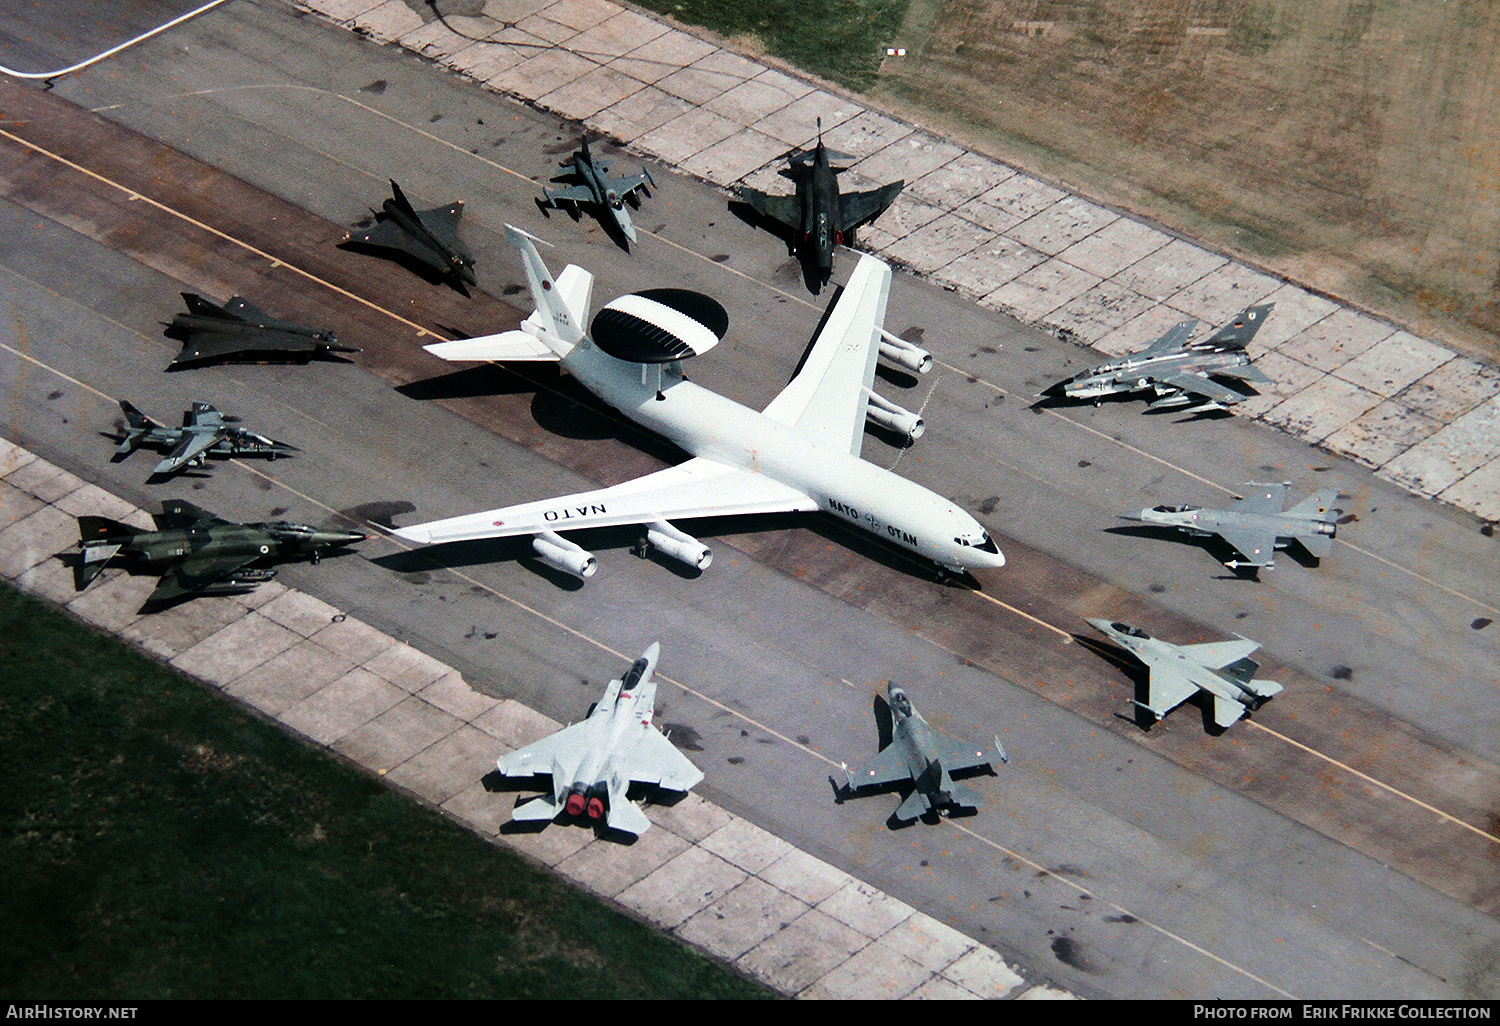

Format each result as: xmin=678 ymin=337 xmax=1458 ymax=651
xmin=633 ymin=0 xmax=909 ymax=91
xmin=0 ymin=584 xmax=773 ymax=999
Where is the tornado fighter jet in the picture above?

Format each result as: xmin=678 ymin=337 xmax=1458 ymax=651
xmin=1040 ymin=304 xmax=1275 ymax=412
xmin=1086 ymin=619 xmax=1283 ymax=729
xmin=111 ymin=400 xmax=297 ymax=477
xmin=1122 ymin=482 xmax=1342 ymax=571
xmin=840 ymin=683 xmax=1005 ymax=823
xmin=494 ymin=643 xmax=702 ymax=836
xmin=392 ymin=226 xmax=1002 ymax=582
xmin=342 ymin=180 xmax=476 ymax=288
xmin=165 ymin=294 xmax=360 ymax=369
xmin=538 ymin=137 xmax=655 ymax=250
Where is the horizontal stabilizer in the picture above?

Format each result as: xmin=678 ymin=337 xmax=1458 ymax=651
xmin=424 ymin=331 xmax=559 ymax=362
xmin=605 ymin=798 xmax=651 ymax=836
xmin=1212 ymin=695 xmax=1247 ymax=728
xmin=511 ymin=793 xmax=562 ymax=822
xmin=1250 ymin=679 xmax=1283 ymax=700
xmin=894 ymin=789 xmax=931 ymax=822
xmin=1299 ymin=532 xmax=1334 ymax=557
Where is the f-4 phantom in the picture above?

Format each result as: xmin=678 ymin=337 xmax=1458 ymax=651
xmin=111 ymin=400 xmax=297 ymax=477
xmin=165 ymin=294 xmax=361 ymax=369
xmin=1040 ymin=304 xmax=1275 ymax=412
xmin=538 ymin=137 xmax=655 ymax=250
xmin=494 ymin=643 xmax=702 ymax=836
xmin=73 ymin=499 xmax=366 ymax=606
xmin=392 ymin=226 xmax=1003 ymax=582
xmin=736 ymin=119 xmax=904 ymax=294
xmin=342 ymin=180 xmax=476 ymax=288
xmin=1122 ymin=482 xmax=1341 ymax=571
xmin=839 ymin=683 xmax=1005 ymax=823
xmin=1086 ymin=619 xmax=1283 ymax=729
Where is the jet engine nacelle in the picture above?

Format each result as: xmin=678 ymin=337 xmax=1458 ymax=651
xmin=645 ymin=520 xmax=712 ymax=570
xmin=532 ymin=531 xmax=598 ymax=579
xmin=878 ymin=329 xmax=933 ymax=375
xmin=863 ymin=389 xmax=925 ymax=444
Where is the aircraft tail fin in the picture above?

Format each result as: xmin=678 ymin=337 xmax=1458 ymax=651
xmin=387 ymin=180 xmax=417 ymax=217
xmin=504 ymin=225 xmax=589 ymax=355
xmin=1193 ymin=303 xmax=1275 ymax=351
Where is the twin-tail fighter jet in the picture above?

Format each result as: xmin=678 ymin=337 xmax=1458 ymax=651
xmin=538 ymin=137 xmax=655 ymax=250
xmin=1040 ymin=304 xmax=1275 ymax=412
xmin=1122 ymin=482 xmax=1342 ymax=571
xmin=73 ymin=499 xmax=365 ymax=607
xmin=1086 ymin=619 xmax=1283 ymax=729
xmin=736 ymin=119 xmax=904 ymax=294
xmin=493 ymin=643 xmax=702 ymax=836
xmin=342 ymin=180 xmax=476 ymax=288
xmin=392 ymin=226 xmax=1004 ymax=582
xmin=111 ymin=400 xmax=297 ymax=477
xmin=165 ymin=294 xmax=360 ymax=369
xmin=839 ymin=683 xmax=1005 ymax=823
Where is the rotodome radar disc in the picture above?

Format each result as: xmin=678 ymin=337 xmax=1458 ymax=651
xmin=591 ymin=288 xmax=728 ymax=363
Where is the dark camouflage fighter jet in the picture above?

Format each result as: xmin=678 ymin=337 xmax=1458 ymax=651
xmin=111 ymin=399 xmax=297 ymax=477
xmin=165 ymin=294 xmax=360 ymax=369
xmin=342 ymin=180 xmax=476 ymax=288
xmin=73 ymin=499 xmax=366 ymax=606
xmin=538 ymin=136 xmax=655 ymax=250
xmin=736 ymin=119 xmax=904 ymax=294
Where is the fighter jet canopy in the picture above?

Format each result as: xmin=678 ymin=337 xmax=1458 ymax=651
xmin=590 ymin=288 xmax=728 ymax=363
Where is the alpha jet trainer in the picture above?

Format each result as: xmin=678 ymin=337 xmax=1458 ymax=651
xmin=839 ymin=683 xmax=1005 ymax=823
xmin=494 ymin=643 xmax=702 ymax=836
xmin=1086 ymin=619 xmax=1283 ymax=730
xmin=342 ymin=180 xmax=476 ymax=288
xmin=735 ymin=119 xmax=904 ymax=294
xmin=538 ymin=137 xmax=655 ymax=250
xmin=1040 ymin=304 xmax=1275 ymax=412
xmin=165 ymin=294 xmax=361 ymax=369
xmin=392 ymin=226 xmax=1003 ymax=582
xmin=1122 ymin=482 xmax=1342 ymax=571
xmin=111 ymin=400 xmax=297 ymax=477
xmin=73 ymin=499 xmax=365 ymax=606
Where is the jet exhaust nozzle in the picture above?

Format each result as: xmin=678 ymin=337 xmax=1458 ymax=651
xmin=644 ymin=520 xmax=712 ymax=570
xmin=532 ymin=531 xmax=598 ymax=579
xmin=586 ymin=796 xmax=606 ymax=820
xmin=863 ymin=389 xmax=924 ymax=444
xmin=878 ymin=330 xmax=933 ymax=375
xmin=564 ymin=791 xmax=587 ymax=817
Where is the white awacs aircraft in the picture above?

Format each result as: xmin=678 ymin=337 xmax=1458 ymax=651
xmin=392 ymin=225 xmax=1005 ymax=580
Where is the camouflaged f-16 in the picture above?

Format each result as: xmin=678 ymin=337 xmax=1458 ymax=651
xmin=342 ymin=180 xmax=476 ymax=287
xmin=111 ymin=400 xmax=297 ymax=477
xmin=538 ymin=136 xmax=655 ymax=251
xmin=165 ymin=294 xmax=360 ymax=369
xmin=73 ymin=499 xmax=365 ymax=606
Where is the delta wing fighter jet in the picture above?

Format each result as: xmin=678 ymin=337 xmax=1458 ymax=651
xmin=1040 ymin=304 xmax=1275 ymax=412
xmin=1122 ymin=482 xmax=1342 ymax=571
xmin=538 ymin=137 xmax=655 ymax=250
xmin=342 ymin=180 xmax=476 ymax=287
xmin=839 ymin=683 xmax=1005 ymax=823
xmin=735 ymin=119 xmax=904 ymax=294
xmin=111 ymin=400 xmax=297 ymax=477
xmin=392 ymin=226 xmax=1003 ymax=582
xmin=166 ymin=294 xmax=361 ymax=369
xmin=1086 ymin=619 xmax=1283 ymax=729
xmin=494 ymin=643 xmax=701 ymax=836
xmin=73 ymin=500 xmax=366 ymax=606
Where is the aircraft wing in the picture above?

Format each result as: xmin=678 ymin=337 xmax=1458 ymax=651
xmin=148 ymin=553 xmax=258 ymax=603
xmin=152 ymin=499 xmax=231 ymax=531
xmin=1230 ymin=483 xmax=1290 ymax=516
xmin=845 ymin=744 xmax=909 ymax=789
xmin=393 ymin=456 xmax=818 ymax=545
xmin=837 ymin=180 xmax=904 ymax=232
xmin=155 ymin=430 xmax=223 ymax=474
xmin=495 ymin=720 xmax=592 ymax=778
xmin=545 ymin=184 xmax=596 ymax=204
xmin=738 ymin=187 xmax=801 ymax=231
xmin=1155 ymin=373 xmax=1249 ymax=405
xmin=417 ymin=203 xmax=464 ymax=249
xmin=347 ymin=218 xmax=442 ymax=262
xmin=933 ymin=736 xmax=997 ymax=774
xmin=603 ymin=173 xmax=650 ymax=195
xmin=1139 ymin=318 xmax=1199 ymax=356
xmin=174 ymin=326 xmax=312 ymax=361
xmin=761 ymin=254 xmax=890 ymax=456
xmin=1143 ymin=666 xmax=1201 ymax=718
xmin=618 ymin=728 xmax=704 ymax=792
xmin=1215 ymin=527 xmax=1276 ymax=567
xmin=1178 ymin=638 xmax=1261 ymax=669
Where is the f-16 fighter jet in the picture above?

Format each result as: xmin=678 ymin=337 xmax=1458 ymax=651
xmin=1086 ymin=619 xmax=1283 ymax=729
xmin=165 ymin=294 xmax=361 ymax=369
xmin=1122 ymin=482 xmax=1341 ymax=571
xmin=736 ymin=119 xmax=904 ymax=294
xmin=538 ymin=137 xmax=655 ymax=250
xmin=392 ymin=226 xmax=1003 ymax=582
xmin=111 ymin=400 xmax=297 ymax=477
xmin=342 ymin=180 xmax=476 ymax=288
xmin=839 ymin=683 xmax=1005 ymax=823
xmin=73 ymin=499 xmax=366 ymax=606
xmin=1040 ymin=304 xmax=1275 ymax=412
xmin=494 ymin=643 xmax=701 ymax=836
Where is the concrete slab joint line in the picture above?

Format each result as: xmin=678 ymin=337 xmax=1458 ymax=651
xmin=0 ymin=440 xmax=1065 ymax=1000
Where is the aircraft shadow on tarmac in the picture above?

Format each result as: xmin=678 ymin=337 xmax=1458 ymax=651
xmin=1104 ymin=523 xmax=1323 ymax=579
xmin=1074 ymin=633 xmax=1248 ymax=735
xmin=1028 ymin=391 xmax=1236 ymax=421
xmin=337 ymin=233 xmax=472 ymax=297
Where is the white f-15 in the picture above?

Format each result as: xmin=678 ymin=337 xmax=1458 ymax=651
xmin=496 ymin=643 xmax=701 ymax=835
xmin=392 ymin=225 xmax=1005 ymax=580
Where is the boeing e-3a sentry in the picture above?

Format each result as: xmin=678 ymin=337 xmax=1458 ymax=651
xmin=538 ymin=137 xmax=655 ymax=250
xmin=1086 ymin=619 xmax=1283 ymax=729
xmin=494 ymin=643 xmax=701 ymax=836
xmin=1040 ymin=304 xmax=1275 ymax=412
xmin=391 ymin=226 xmax=1004 ymax=582
xmin=1121 ymin=482 xmax=1342 ymax=571
xmin=111 ymin=400 xmax=297 ymax=477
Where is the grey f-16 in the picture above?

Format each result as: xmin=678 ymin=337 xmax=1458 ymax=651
xmin=538 ymin=137 xmax=655 ymax=250
xmin=839 ymin=683 xmax=1005 ymax=823
xmin=166 ymin=294 xmax=361 ymax=369
xmin=1086 ymin=619 xmax=1283 ymax=729
xmin=111 ymin=400 xmax=297 ymax=477
xmin=342 ymin=180 xmax=476 ymax=288
xmin=73 ymin=499 xmax=366 ymax=606
xmin=1041 ymin=304 xmax=1275 ymax=411
xmin=493 ymin=643 xmax=702 ymax=836
xmin=1122 ymin=482 xmax=1341 ymax=571
xmin=735 ymin=120 xmax=904 ymax=294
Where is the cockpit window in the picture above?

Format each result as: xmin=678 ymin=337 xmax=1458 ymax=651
xmin=1112 ymin=622 xmax=1149 ymax=639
